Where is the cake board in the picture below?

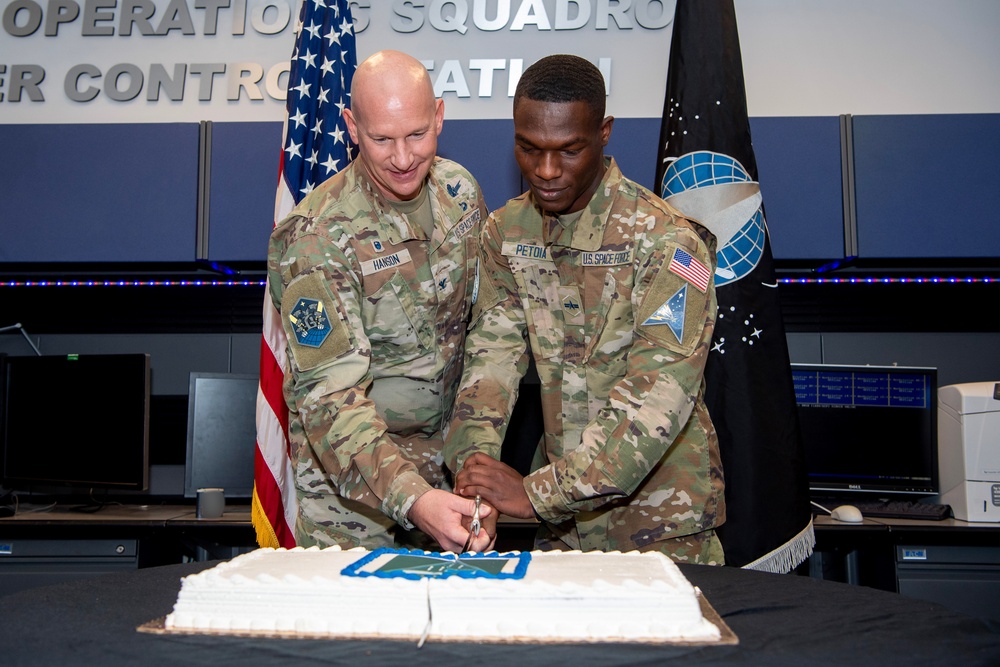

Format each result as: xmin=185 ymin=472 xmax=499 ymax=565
xmin=137 ymin=594 xmax=738 ymax=646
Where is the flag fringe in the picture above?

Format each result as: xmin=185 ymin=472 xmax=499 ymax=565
xmin=251 ymin=485 xmax=281 ymax=549
xmin=741 ymin=519 xmax=815 ymax=574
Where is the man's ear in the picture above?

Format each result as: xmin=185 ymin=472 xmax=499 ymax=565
xmin=600 ymin=115 xmax=615 ymax=147
xmin=433 ymin=98 xmax=445 ymax=137
xmin=343 ymin=107 xmax=360 ymax=144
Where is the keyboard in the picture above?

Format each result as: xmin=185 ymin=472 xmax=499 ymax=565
xmin=846 ymin=499 xmax=953 ymax=521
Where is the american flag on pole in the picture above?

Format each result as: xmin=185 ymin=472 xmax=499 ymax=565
xmin=252 ymin=0 xmax=357 ymax=549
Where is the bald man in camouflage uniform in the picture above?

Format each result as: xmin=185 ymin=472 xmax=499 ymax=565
xmin=268 ymin=50 xmax=491 ymax=553
xmin=446 ymin=55 xmax=725 ymax=563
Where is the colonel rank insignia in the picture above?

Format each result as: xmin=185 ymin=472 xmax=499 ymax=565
xmin=288 ymin=297 xmax=332 ymax=348
xmin=642 ymin=283 xmax=688 ymax=344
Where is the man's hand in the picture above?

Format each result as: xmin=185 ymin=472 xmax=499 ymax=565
xmin=408 ymin=489 xmax=493 ymax=553
xmin=454 ymin=452 xmax=535 ymax=519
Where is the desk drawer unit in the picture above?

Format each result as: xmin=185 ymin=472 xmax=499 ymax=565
xmin=896 ymin=545 xmax=1000 ymax=622
xmin=0 ymin=539 xmax=138 ymax=596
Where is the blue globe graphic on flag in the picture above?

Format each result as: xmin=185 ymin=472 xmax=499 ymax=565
xmin=661 ymin=151 xmax=765 ymax=287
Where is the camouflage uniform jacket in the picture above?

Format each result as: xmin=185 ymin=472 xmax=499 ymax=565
xmin=444 ymin=158 xmax=725 ymax=551
xmin=268 ymin=157 xmax=485 ymax=531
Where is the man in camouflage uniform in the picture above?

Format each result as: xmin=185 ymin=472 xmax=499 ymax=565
xmin=445 ymin=55 xmax=725 ymax=563
xmin=268 ymin=50 xmax=492 ymax=553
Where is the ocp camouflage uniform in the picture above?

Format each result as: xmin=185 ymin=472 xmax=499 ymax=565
xmin=268 ymin=157 xmax=486 ymax=549
xmin=444 ymin=158 xmax=726 ymax=563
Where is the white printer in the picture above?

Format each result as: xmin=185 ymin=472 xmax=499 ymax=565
xmin=935 ymin=382 xmax=1000 ymax=522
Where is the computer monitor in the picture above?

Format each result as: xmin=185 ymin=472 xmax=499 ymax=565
xmin=791 ymin=363 xmax=939 ymax=497
xmin=183 ymin=372 xmax=258 ymax=500
xmin=1 ymin=353 xmax=150 ymax=491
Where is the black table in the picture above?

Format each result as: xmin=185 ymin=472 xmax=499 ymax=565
xmin=1 ymin=559 xmax=997 ymax=667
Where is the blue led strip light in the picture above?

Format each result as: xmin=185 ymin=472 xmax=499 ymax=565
xmin=778 ymin=277 xmax=997 ymax=285
xmin=0 ymin=280 xmax=267 ymax=288
xmin=1 ymin=277 xmax=996 ymax=288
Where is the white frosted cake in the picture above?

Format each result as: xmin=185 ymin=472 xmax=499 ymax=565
xmin=163 ymin=546 xmax=722 ymax=643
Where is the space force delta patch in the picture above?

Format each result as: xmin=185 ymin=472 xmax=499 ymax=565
xmin=360 ymin=248 xmax=413 ymax=276
xmin=642 ymin=283 xmax=689 ymax=344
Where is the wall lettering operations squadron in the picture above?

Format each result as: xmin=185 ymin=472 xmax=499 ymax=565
xmin=2 ymin=0 xmax=674 ymax=117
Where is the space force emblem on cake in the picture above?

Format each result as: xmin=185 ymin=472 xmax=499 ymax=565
xmin=341 ymin=548 xmax=531 ymax=580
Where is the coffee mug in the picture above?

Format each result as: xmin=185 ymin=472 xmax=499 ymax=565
xmin=197 ymin=487 xmax=225 ymax=518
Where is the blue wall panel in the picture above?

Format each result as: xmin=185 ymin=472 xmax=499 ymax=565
xmin=0 ymin=124 xmax=198 ymax=262
xmin=853 ymin=113 xmax=1000 ymax=258
xmin=606 ymin=117 xmax=660 ymax=193
xmin=437 ymin=118 xmax=521 ymax=212
xmin=20 ymin=114 xmax=995 ymax=265
xmin=207 ymin=121 xmax=283 ymax=262
xmin=750 ymin=116 xmax=845 ymax=260
xmin=207 ymin=119 xmax=522 ymax=262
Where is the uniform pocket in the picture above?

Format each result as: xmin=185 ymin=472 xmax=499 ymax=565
xmin=586 ymin=271 xmax=633 ymax=378
xmin=363 ymin=271 xmax=430 ymax=364
xmin=509 ymin=258 xmax=563 ymax=361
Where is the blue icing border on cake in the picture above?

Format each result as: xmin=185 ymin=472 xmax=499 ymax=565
xmin=340 ymin=547 xmax=532 ymax=580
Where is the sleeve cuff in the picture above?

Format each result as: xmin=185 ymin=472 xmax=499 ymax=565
xmin=383 ymin=471 xmax=434 ymax=531
xmin=523 ymin=466 xmax=574 ymax=525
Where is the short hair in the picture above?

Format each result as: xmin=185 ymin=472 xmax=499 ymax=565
xmin=514 ymin=54 xmax=606 ymax=120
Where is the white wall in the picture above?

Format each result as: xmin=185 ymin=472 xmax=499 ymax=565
xmin=1 ymin=0 xmax=999 ymax=124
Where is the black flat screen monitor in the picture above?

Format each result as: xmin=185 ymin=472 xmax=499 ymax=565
xmin=1 ymin=353 xmax=150 ymax=491
xmin=791 ymin=363 xmax=938 ymax=497
xmin=183 ymin=372 xmax=257 ymax=499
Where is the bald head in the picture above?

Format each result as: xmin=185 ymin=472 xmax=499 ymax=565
xmin=351 ymin=50 xmax=436 ymax=122
xmin=343 ymin=50 xmax=445 ymax=201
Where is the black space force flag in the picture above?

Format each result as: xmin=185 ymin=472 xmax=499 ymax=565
xmin=655 ymin=0 xmax=813 ymax=571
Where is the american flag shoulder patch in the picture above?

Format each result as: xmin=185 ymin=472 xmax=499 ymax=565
xmin=667 ymin=247 xmax=711 ymax=292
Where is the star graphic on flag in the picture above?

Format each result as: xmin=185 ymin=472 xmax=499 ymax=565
xmin=321 ymin=156 xmax=341 ymax=175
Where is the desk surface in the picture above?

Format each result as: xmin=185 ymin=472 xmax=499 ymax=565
xmin=0 ymin=503 xmax=251 ymax=525
xmin=0 ymin=558 xmax=997 ymax=667
xmin=812 ymin=513 xmax=1000 ymax=531
xmin=5 ymin=504 xmax=998 ymax=530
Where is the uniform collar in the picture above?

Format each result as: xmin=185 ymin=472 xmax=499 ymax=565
xmin=351 ymin=160 xmax=436 ymax=245
xmin=541 ymin=156 xmax=621 ymax=252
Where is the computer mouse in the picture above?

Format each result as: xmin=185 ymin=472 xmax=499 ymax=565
xmin=830 ymin=504 xmax=864 ymax=523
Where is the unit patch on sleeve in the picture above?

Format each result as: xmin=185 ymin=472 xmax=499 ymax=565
xmin=281 ymin=270 xmax=353 ymax=371
xmin=289 ymin=297 xmax=332 ymax=348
